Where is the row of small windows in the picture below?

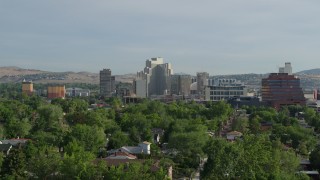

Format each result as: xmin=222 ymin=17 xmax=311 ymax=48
xmin=210 ymin=97 xmax=234 ymax=100
xmin=264 ymin=80 xmax=300 ymax=83
xmin=210 ymin=91 xmax=244 ymax=95
xmin=210 ymin=87 xmax=245 ymax=90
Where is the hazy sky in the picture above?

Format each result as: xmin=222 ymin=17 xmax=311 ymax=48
xmin=1 ymin=0 xmax=320 ymax=75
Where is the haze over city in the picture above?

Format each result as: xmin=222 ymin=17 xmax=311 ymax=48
xmin=1 ymin=0 xmax=320 ymax=75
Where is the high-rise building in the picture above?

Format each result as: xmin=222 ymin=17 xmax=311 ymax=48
xmin=196 ymin=72 xmax=209 ymax=99
xmin=278 ymin=62 xmax=292 ymax=75
xmin=22 ymin=80 xmax=33 ymax=96
xmin=284 ymin=62 xmax=292 ymax=75
xmin=170 ymin=73 xmax=192 ymax=96
xmin=205 ymin=79 xmax=247 ymax=101
xmin=135 ymin=57 xmax=173 ymax=97
xmin=48 ymin=85 xmax=65 ymax=99
xmin=261 ymin=73 xmax=305 ymax=109
xmin=134 ymin=75 xmax=147 ymax=98
xmin=100 ymin=69 xmax=115 ymax=97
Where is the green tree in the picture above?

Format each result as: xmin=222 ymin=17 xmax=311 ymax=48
xmin=66 ymin=124 xmax=106 ymax=152
xmin=249 ymin=115 xmax=261 ymax=134
xmin=60 ymin=145 xmax=96 ymax=179
xmin=107 ymin=131 xmax=129 ymax=150
xmin=201 ymin=135 xmax=301 ymax=179
xmin=4 ymin=117 xmax=31 ymax=138
xmin=27 ymin=149 xmax=62 ymax=179
xmin=0 ymin=152 xmax=4 ymax=173
xmin=201 ymin=138 xmax=240 ymax=179
xmin=310 ymin=147 xmax=320 ymax=171
xmin=1 ymin=149 xmax=27 ymax=179
xmin=232 ymin=116 xmax=249 ymax=133
xmin=35 ymin=104 xmax=64 ymax=131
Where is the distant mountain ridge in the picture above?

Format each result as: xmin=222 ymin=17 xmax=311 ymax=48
xmin=0 ymin=66 xmax=135 ymax=84
xmin=296 ymin=68 xmax=320 ymax=75
xmin=0 ymin=67 xmax=320 ymax=89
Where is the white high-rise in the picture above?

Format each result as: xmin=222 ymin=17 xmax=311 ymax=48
xmin=135 ymin=57 xmax=173 ymax=97
xmin=284 ymin=62 xmax=292 ymax=75
xmin=279 ymin=62 xmax=292 ymax=75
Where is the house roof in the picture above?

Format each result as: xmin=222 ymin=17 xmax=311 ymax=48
xmin=141 ymin=141 xmax=152 ymax=145
xmin=108 ymin=141 xmax=151 ymax=155
xmin=106 ymin=152 xmax=137 ymax=159
xmin=0 ymin=144 xmax=12 ymax=152
xmin=1 ymin=139 xmax=30 ymax=146
xmin=121 ymin=146 xmax=143 ymax=154
xmin=96 ymin=159 xmax=162 ymax=172
xmin=260 ymin=121 xmax=273 ymax=126
xmin=300 ymin=159 xmax=311 ymax=165
xmin=227 ymin=131 xmax=243 ymax=136
xmin=299 ymin=171 xmax=319 ymax=175
xmin=98 ymin=159 xmax=144 ymax=166
xmin=151 ymin=128 xmax=164 ymax=135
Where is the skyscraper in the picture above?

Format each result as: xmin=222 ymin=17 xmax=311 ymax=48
xmin=278 ymin=62 xmax=292 ymax=75
xmin=261 ymin=73 xmax=305 ymax=109
xmin=170 ymin=73 xmax=192 ymax=96
xmin=135 ymin=57 xmax=173 ymax=97
xmin=196 ymin=72 xmax=209 ymax=99
xmin=100 ymin=69 xmax=115 ymax=97
xmin=284 ymin=62 xmax=292 ymax=75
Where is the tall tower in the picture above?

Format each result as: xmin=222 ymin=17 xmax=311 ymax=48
xmin=135 ymin=57 xmax=173 ymax=97
xmin=196 ymin=72 xmax=209 ymax=99
xmin=279 ymin=62 xmax=292 ymax=75
xmin=100 ymin=69 xmax=115 ymax=97
xmin=170 ymin=74 xmax=192 ymax=96
xmin=284 ymin=62 xmax=292 ymax=75
xmin=22 ymin=80 xmax=33 ymax=96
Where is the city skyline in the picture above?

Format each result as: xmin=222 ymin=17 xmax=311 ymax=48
xmin=1 ymin=1 xmax=320 ymax=75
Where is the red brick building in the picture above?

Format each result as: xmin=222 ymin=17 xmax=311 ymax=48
xmin=261 ymin=73 xmax=305 ymax=109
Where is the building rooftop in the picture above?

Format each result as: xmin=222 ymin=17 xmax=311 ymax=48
xmin=1 ymin=138 xmax=30 ymax=146
xmin=227 ymin=131 xmax=243 ymax=136
xmin=0 ymin=144 xmax=12 ymax=152
xmin=299 ymin=171 xmax=319 ymax=175
xmin=106 ymin=151 xmax=137 ymax=159
xmin=120 ymin=146 xmax=143 ymax=154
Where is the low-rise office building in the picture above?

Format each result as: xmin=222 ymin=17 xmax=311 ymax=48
xmin=66 ymin=88 xmax=90 ymax=97
xmin=205 ymin=79 xmax=247 ymax=101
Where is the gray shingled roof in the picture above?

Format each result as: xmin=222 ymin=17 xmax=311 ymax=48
xmin=0 ymin=144 xmax=12 ymax=152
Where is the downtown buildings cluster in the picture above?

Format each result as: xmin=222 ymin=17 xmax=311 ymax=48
xmin=20 ymin=57 xmax=317 ymax=111
xmin=100 ymin=57 xmax=313 ymax=111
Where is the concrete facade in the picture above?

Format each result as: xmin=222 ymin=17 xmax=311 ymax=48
xmin=100 ymin=69 xmax=115 ymax=97
xmin=205 ymin=79 xmax=247 ymax=101
xmin=279 ymin=62 xmax=292 ymax=75
xmin=170 ymin=74 xmax=192 ymax=96
xmin=135 ymin=57 xmax=173 ymax=97
xmin=196 ymin=72 xmax=209 ymax=99
xmin=66 ymin=88 xmax=90 ymax=97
